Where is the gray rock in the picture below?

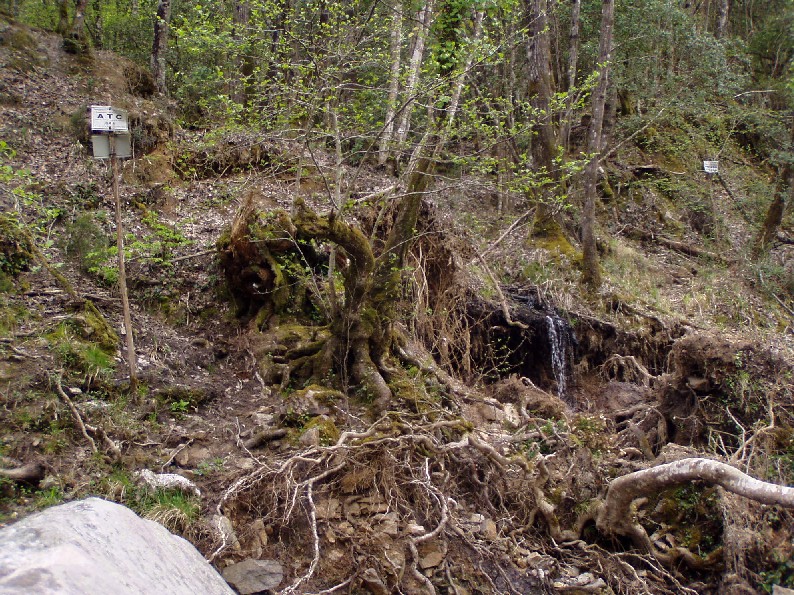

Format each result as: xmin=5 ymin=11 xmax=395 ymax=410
xmin=221 ymin=558 xmax=283 ymax=594
xmin=0 ymin=497 xmax=233 ymax=595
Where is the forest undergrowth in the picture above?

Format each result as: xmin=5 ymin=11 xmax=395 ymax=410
xmin=1 ymin=11 xmax=794 ymax=595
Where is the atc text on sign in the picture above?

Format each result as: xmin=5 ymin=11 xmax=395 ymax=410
xmin=90 ymin=106 xmax=129 ymax=132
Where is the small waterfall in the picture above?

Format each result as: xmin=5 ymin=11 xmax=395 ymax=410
xmin=546 ymin=315 xmax=573 ymax=403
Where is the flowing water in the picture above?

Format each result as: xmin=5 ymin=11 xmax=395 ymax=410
xmin=546 ymin=315 xmax=573 ymax=404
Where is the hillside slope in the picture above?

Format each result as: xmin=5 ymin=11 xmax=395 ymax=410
xmin=2 ymin=18 xmax=794 ymax=595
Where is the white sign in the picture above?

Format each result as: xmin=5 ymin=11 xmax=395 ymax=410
xmin=703 ymin=160 xmax=719 ymax=174
xmin=90 ymin=105 xmax=129 ymax=132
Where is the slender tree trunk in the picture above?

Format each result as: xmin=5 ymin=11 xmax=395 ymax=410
xmin=394 ymin=0 xmax=435 ymax=149
xmin=378 ymin=0 xmax=404 ymax=167
xmin=231 ymin=1 xmax=253 ymax=107
xmin=90 ymin=0 xmax=103 ymax=49
xmin=561 ymin=0 xmax=581 ymax=150
xmin=525 ymin=0 xmax=560 ymax=228
xmin=715 ymin=0 xmax=730 ymax=38
xmin=753 ymin=114 xmax=793 ymax=257
xmin=150 ymin=0 xmax=171 ymax=95
xmin=581 ymin=0 xmax=614 ymax=290
xmin=64 ymin=0 xmax=91 ymax=54
xmin=56 ymin=0 xmax=70 ymax=35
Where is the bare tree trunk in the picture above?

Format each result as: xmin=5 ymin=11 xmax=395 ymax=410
xmin=580 ymin=0 xmax=614 ymax=291
xmin=394 ymin=0 xmax=434 ymax=150
xmin=89 ymin=0 xmax=103 ymax=49
xmin=525 ymin=0 xmax=560 ymax=228
xmin=378 ymin=0 xmax=403 ymax=167
xmin=56 ymin=0 xmax=70 ymax=35
xmin=64 ymin=0 xmax=91 ymax=54
xmin=715 ymin=0 xmax=730 ymax=38
xmin=753 ymin=114 xmax=793 ymax=257
xmin=561 ymin=0 xmax=581 ymax=150
xmin=231 ymin=1 xmax=253 ymax=107
xmin=150 ymin=0 xmax=171 ymax=95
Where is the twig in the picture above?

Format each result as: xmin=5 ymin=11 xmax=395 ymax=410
xmin=171 ymin=248 xmax=216 ymax=264
xmin=160 ymin=438 xmax=194 ymax=471
xmin=478 ymin=209 xmax=535 ymax=259
xmin=54 ymin=374 xmax=97 ymax=453
xmin=54 ymin=374 xmax=120 ymax=460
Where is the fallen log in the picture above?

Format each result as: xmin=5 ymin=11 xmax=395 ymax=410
xmin=0 ymin=462 xmax=46 ymax=486
xmin=626 ymin=227 xmax=729 ymax=264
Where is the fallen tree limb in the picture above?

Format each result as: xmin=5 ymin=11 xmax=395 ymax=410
xmin=243 ymin=428 xmax=288 ymax=450
xmin=0 ymin=462 xmax=46 ymax=485
xmin=625 ymin=227 xmax=728 ymax=264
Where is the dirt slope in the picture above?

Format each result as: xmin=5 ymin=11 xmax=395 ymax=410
xmin=2 ymin=19 xmax=794 ymax=595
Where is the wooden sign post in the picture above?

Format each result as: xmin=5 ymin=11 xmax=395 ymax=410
xmin=90 ymin=106 xmax=137 ymax=391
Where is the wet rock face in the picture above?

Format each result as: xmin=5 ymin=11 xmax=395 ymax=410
xmin=466 ymin=287 xmax=577 ymax=399
xmin=0 ymin=498 xmax=234 ymax=595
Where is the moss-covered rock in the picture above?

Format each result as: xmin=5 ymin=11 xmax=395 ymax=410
xmin=81 ymin=301 xmax=119 ymax=353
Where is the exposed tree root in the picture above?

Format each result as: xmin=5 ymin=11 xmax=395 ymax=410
xmin=597 ymin=457 xmax=794 ymax=568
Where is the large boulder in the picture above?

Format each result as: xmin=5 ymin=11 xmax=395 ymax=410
xmin=0 ymin=497 xmax=234 ymax=595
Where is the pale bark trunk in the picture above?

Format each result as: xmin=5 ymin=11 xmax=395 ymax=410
xmin=715 ymin=0 xmax=730 ymax=38
xmin=561 ymin=0 xmax=581 ymax=150
xmin=581 ymin=0 xmax=614 ymax=290
xmin=378 ymin=0 xmax=403 ymax=166
xmin=600 ymin=458 xmax=794 ymax=546
xmin=151 ymin=0 xmax=171 ymax=95
xmin=64 ymin=0 xmax=90 ymax=54
xmin=394 ymin=0 xmax=434 ymax=148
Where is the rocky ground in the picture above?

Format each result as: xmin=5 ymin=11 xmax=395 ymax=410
xmin=2 ymin=17 xmax=794 ymax=595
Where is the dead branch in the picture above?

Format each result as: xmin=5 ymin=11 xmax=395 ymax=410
xmin=243 ymin=428 xmax=288 ymax=450
xmin=626 ymin=227 xmax=728 ymax=263
xmin=161 ymin=439 xmax=194 ymax=471
xmin=0 ymin=462 xmax=46 ymax=485
xmin=54 ymin=374 xmax=120 ymax=461
xmin=474 ymin=253 xmax=528 ymax=330
xmin=170 ymin=248 xmax=216 ymax=263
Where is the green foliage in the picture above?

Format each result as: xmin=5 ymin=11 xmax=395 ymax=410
xmin=195 ymin=458 xmax=224 ymax=476
xmin=65 ymin=213 xmax=112 ymax=274
xmin=46 ymin=319 xmax=116 ymax=380
xmin=0 ymin=213 xmax=34 ymax=278
xmin=760 ymin=554 xmax=794 ymax=593
xmin=129 ymin=209 xmax=193 ymax=266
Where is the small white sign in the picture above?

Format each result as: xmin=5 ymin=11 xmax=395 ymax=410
xmin=90 ymin=105 xmax=129 ymax=132
xmin=703 ymin=160 xmax=719 ymax=174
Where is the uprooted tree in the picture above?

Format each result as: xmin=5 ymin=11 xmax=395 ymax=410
xmin=219 ymin=154 xmax=436 ymax=411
